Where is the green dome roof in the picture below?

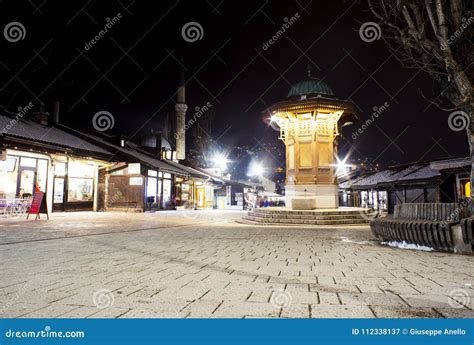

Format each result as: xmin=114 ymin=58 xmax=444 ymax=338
xmin=287 ymin=79 xmax=334 ymax=98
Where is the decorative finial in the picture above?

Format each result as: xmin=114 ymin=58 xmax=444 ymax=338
xmin=307 ymin=64 xmax=312 ymax=78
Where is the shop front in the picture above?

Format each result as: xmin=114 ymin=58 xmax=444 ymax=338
xmin=0 ymin=151 xmax=49 ymax=199
xmin=51 ymin=157 xmax=100 ymax=212
xmin=145 ymin=168 xmax=175 ymax=210
xmin=195 ymin=181 xmax=215 ymax=209
xmin=0 ymin=150 xmax=104 ymax=214
xmin=174 ymin=176 xmax=194 ymax=208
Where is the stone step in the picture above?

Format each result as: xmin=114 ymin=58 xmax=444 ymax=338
xmin=247 ymin=211 xmax=374 ymax=221
xmin=251 ymin=208 xmax=374 ymax=216
xmin=242 ymin=215 xmax=369 ymax=225
xmin=106 ymin=207 xmax=143 ymax=213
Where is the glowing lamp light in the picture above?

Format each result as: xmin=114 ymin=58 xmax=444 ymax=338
xmin=212 ymin=153 xmax=229 ymax=171
xmin=249 ymin=162 xmax=264 ymax=177
xmin=333 ymin=156 xmax=352 ymax=176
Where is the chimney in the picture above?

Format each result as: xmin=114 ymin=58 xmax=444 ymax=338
xmin=175 ymin=63 xmax=187 ymax=160
xmin=53 ymin=100 xmax=60 ymax=124
xmin=33 ymin=104 xmax=49 ymax=126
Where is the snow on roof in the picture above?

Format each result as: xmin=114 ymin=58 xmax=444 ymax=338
xmin=339 ymin=174 xmax=366 ymax=189
xmin=429 ymin=157 xmax=470 ymax=170
xmin=351 ymin=169 xmax=395 ymax=187
xmin=341 ymin=162 xmax=443 ymax=189
xmin=397 ymin=165 xmax=440 ymax=181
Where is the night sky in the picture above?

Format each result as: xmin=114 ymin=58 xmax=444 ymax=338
xmin=0 ymin=0 xmax=468 ymax=175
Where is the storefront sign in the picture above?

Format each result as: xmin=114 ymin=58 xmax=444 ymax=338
xmin=128 ymin=163 xmax=141 ymax=175
xmin=129 ymin=177 xmax=143 ymax=186
xmin=27 ymin=191 xmax=49 ymax=220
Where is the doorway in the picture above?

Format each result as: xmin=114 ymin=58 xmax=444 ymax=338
xmin=17 ymin=167 xmax=36 ymax=198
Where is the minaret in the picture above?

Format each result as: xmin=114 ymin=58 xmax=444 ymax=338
xmin=175 ymin=65 xmax=187 ymax=160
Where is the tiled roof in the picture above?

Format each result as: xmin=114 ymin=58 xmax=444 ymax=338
xmin=64 ymin=130 xmax=187 ymax=175
xmin=397 ymin=165 xmax=440 ymax=181
xmin=430 ymin=157 xmax=470 ymax=170
xmin=379 ymin=164 xmax=427 ymax=184
xmin=59 ymin=127 xmax=211 ymax=178
xmin=339 ymin=175 xmax=366 ymax=189
xmin=0 ymin=113 xmax=111 ymax=155
xmin=351 ymin=169 xmax=394 ymax=187
xmin=340 ymin=161 xmax=448 ymax=189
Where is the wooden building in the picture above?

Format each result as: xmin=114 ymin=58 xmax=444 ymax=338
xmin=339 ymin=157 xmax=471 ymax=213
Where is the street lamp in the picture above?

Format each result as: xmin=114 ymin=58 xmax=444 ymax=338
xmin=333 ymin=155 xmax=352 ymax=177
xmin=249 ymin=162 xmax=264 ymax=177
xmin=212 ymin=153 xmax=229 ymax=172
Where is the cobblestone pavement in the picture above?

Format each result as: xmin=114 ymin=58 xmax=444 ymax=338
xmin=0 ymin=211 xmax=473 ymax=318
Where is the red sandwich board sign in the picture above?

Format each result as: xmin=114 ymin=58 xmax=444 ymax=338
xmin=27 ymin=191 xmax=49 ymax=220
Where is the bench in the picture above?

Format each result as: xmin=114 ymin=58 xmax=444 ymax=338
xmin=452 ymin=217 xmax=474 ymax=254
xmin=370 ymin=203 xmax=471 ymax=253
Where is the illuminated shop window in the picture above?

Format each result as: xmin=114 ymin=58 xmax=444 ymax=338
xmin=68 ymin=178 xmax=93 ymax=202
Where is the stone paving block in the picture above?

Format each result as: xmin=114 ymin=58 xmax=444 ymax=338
xmin=1 ymin=304 xmax=50 ymax=318
xmin=434 ymin=308 xmax=474 ymax=318
xmin=182 ymin=300 xmax=223 ymax=317
xmin=309 ymin=304 xmax=374 ymax=318
xmin=284 ymin=291 xmax=319 ymax=305
xmin=1 ymin=211 xmax=473 ymax=318
xmin=281 ymin=304 xmax=310 ymax=318
xmin=119 ymin=309 xmax=187 ymax=318
xmin=401 ymin=294 xmax=472 ymax=309
xmin=339 ymin=292 xmax=407 ymax=307
xmin=212 ymin=301 xmax=279 ymax=318
xmin=57 ymin=306 xmax=102 ymax=318
xmin=371 ymin=306 xmax=441 ymax=318
xmin=318 ymin=292 xmax=340 ymax=305
xmin=309 ymin=283 xmax=359 ymax=294
xmin=378 ymin=284 xmax=422 ymax=295
xmin=247 ymin=289 xmax=272 ymax=303
xmin=87 ymin=307 xmax=131 ymax=318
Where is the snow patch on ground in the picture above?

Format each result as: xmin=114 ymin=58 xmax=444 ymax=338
xmin=340 ymin=236 xmax=373 ymax=245
xmin=381 ymin=240 xmax=434 ymax=251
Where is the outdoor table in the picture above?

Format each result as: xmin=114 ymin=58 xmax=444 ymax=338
xmin=0 ymin=197 xmax=33 ymax=216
